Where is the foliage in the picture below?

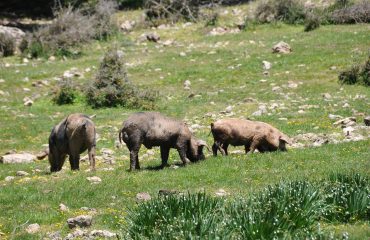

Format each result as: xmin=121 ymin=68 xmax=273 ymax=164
xmin=52 ymin=80 xmax=77 ymax=105
xmin=330 ymin=1 xmax=370 ymax=24
xmin=91 ymin=0 xmax=118 ymax=40
xmin=338 ymin=56 xmax=370 ymax=87
xmin=304 ymin=13 xmax=321 ymax=32
xmin=144 ymin=0 xmax=201 ymax=25
xmin=0 ymin=33 xmax=15 ymax=57
xmin=86 ymin=47 xmax=157 ymax=109
xmin=323 ymin=173 xmax=370 ymax=223
xmin=125 ymin=192 xmax=227 ymax=239
xmin=255 ymin=0 xmax=306 ymax=24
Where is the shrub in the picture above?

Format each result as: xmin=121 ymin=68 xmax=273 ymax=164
xmin=86 ymin=47 xmax=157 ymax=109
xmin=330 ymin=1 xmax=370 ymax=24
xmin=52 ymin=80 xmax=76 ymax=105
xmin=124 ymin=192 xmax=228 ymax=239
xmin=255 ymin=0 xmax=306 ymax=24
xmin=304 ymin=13 xmax=321 ymax=32
xmin=144 ymin=0 xmax=201 ymax=25
xmin=228 ymin=181 xmax=325 ymax=239
xmin=0 ymin=33 xmax=15 ymax=57
xmin=338 ymin=56 xmax=370 ymax=87
xmin=323 ymin=173 xmax=370 ymax=223
xmin=91 ymin=0 xmax=118 ymax=40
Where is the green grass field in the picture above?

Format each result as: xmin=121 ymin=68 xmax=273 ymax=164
xmin=0 ymin=4 xmax=369 ymax=239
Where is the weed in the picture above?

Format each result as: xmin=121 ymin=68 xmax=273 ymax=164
xmin=52 ymin=79 xmax=77 ymax=105
xmin=255 ymin=0 xmax=306 ymax=24
xmin=304 ymin=13 xmax=321 ymax=32
xmin=338 ymin=56 xmax=370 ymax=87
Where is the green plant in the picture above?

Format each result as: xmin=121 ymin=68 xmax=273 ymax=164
xmin=92 ymin=0 xmax=118 ymax=40
xmin=0 ymin=33 xmax=15 ymax=57
xmin=323 ymin=173 xmax=370 ymax=223
xmin=330 ymin=1 xmax=370 ymax=24
xmin=52 ymin=80 xmax=77 ymax=105
xmin=124 ymin=192 xmax=227 ymax=239
xmin=228 ymin=181 xmax=325 ymax=239
xmin=255 ymin=0 xmax=306 ymax=24
xmin=304 ymin=13 xmax=321 ymax=32
xmin=338 ymin=56 xmax=370 ymax=86
xmin=86 ymin=47 xmax=157 ymax=109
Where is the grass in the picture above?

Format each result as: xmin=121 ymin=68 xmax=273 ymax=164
xmin=0 ymin=3 xmax=369 ymax=239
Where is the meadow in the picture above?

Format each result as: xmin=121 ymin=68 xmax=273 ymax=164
xmin=0 ymin=3 xmax=369 ymax=239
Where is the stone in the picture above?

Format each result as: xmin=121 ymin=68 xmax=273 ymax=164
xmin=262 ymin=60 xmax=271 ymax=70
xmin=272 ymin=86 xmax=281 ymax=92
xmin=146 ymin=32 xmax=160 ymax=42
xmin=120 ymin=20 xmax=135 ymax=32
xmin=364 ymin=116 xmax=370 ymax=126
xmin=136 ymin=192 xmax=151 ymax=202
xmin=65 ymin=229 xmax=87 ymax=239
xmin=328 ymin=114 xmax=343 ymax=120
xmin=26 ymin=223 xmax=40 ymax=234
xmin=5 ymin=176 xmax=15 ymax=181
xmin=48 ymin=231 xmax=62 ymax=240
xmin=36 ymin=149 xmax=49 ymax=160
xmin=179 ymin=52 xmax=187 ymax=57
xmin=322 ymin=93 xmax=332 ymax=99
xmin=89 ymin=230 xmax=116 ymax=238
xmin=272 ymin=41 xmax=292 ymax=54
xmin=16 ymin=171 xmax=29 ymax=176
xmin=288 ymin=82 xmax=298 ymax=88
xmin=225 ymin=106 xmax=233 ymax=113
xmin=24 ymin=99 xmax=33 ymax=106
xmin=158 ymin=189 xmax=180 ymax=196
xmin=0 ymin=153 xmax=36 ymax=164
xmin=48 ymin=56 xmax=56 ymax=61
xmin=87 ymin=176 xmax=102 ymax=184
xmin=67 ymin=215 xmax=92 ymax=229
xmin=0 ymin=26 xmax=25 ymax=51
xmin=184 ymin=80 xmax=191 ymax=89
xmin=101 ymin=148 xmax=114 ymax=156
xmin=334 ymin=117 xmax=356 ymax=128
xmin=215 ymin=188 xmax=228 ymax=197
xmin=59 ymin=203 xmax=69 ymax=212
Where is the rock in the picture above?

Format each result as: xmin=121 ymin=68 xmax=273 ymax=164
xmin=26 ymin=223 xmax=40 ymax=234
xmin=342 ymin=103 xmax=350 ymax=108
xmin=343 ymin=126 xmax=355 ymax=136
xmin=120 ymin=20 xmax=135 ymax=32
xmin=262 ymin=60 xmax=272 ymax=70
xmin=322 ymin=93 xmax=332 ymax=99
xmin=364 ymin=116 xmax=370 ymax=126
xmin=67 ymin=215 xmax=92 ymax=229
xmin=272 ymin=86 xmax=282 ymax=92
xmin=89 ymin=230 xmax=116 ymax=238
xmin=288 ymin=82 xmax=298 ymax=88
xmin=65 ymin=229 xmax=87 ymax=240
xmin=215 ymin=188 xmax=228 ymax=197
xmin=23 ymin=58 xmax=29 ymax=63
xmin=0 ymin=153 xmax=36 ymax=164
xmin=334 ymin=117 xmax=356 ymax=128
xmin=0 ymin=26 xmax=25 ymax=52
xmin=209 ymin=27 xmax=228 ymax=36
xmin=48 ymin=231 xmax=62 ymax=240
xmin=59 ymin=203 xmax=69 ymax=212
xmin=330 ymin=66 xmax=337 ymax=70
xmin=136 ymin=192 xmax=151 ymax=202
xmin=272 ymin=41 xmax=292 ymax=54
xmin=179 ymin=52 xmax=187 ymax=57
xmin=48 ymin=56 xmax=56 ymax=61
xmin=184 ymin=80 xmax=191 ymax=89
xmin=16 ymin=171 xmax=29 ymax=176
xmin=24 ymin=99 xmax=33 ymax=106
xmin=158 ymin=189 xmax=180 ymax=196
xmin=225 ymin=106 xmax=233 ymax=113
xmin=101 ymin=148 xmax=114 ymax=156
xmin=87 ymin=176 xmax=102 ymax=184
xmin=5 ymin=176 xmax=15 ymax=181
xmin=328 ymin=114 xmax=343 ymax=120
xmin=146 ymin=32 xmax=160 ymax=42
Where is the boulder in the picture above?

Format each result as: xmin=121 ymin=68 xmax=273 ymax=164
xmin=120 ymin=20 xmax=135 ymax=32
xmin=1 ymin=153 xmax=36 ymax=164
xmin=89 ymin=230 xmax=116 ymax=238
xmin=26 ymin=223 xmax=40 ymax=234
xmin=0 ymin=26 xmax=25 ymax=52
xmin=146 ymin=32 xmax=160 ymax=42
xmin=136 ymin=192 xmax=151 ymax=202
xmin=272 ymin=41 xmax=292 ymax=54
xmin=67 ymin=215 xmax=92 ymax=229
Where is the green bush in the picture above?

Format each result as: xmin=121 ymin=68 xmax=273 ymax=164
xmin=304 ymin=13 xmax=321 ymax=32
xmin=86 ymin=47 xmax=157 ymax=109
xmin=125 ymin=192 xmax=227 ymax=239
xmin=91 ymin=0 xmax=118 ymax=40
xmin=52 ymin=80 xmax=77 ymax=105
xmin=0 ymin=33 xmax=15 ymax=57
xmin=323 ymin=173 xmax=370 ymax=223
xmin=330 ymin=1 xmax=370 ymax=24
xmin=255 ymin=0 xmax=306 ymax=24
xmin=338 ymin=56 xmax=370 ymax=87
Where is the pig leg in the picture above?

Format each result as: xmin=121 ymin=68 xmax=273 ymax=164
xmin=222 ymin=143 xmax=229 ymax=156
xmin=244 ymin=144 xmax=251 ymax=154
xmin=176 ymin=146 xmax=189 ymax=165
xmin=128 ymin=144 xmax=141 ymax=171
xmin=69 ymin=153 xmax=80 ymax=171
xmin=160 ymin=146 xmax=170 ymax=168
xmin=212 ymin=143 xmax=218 ymax=156
xmin=88 ymin=146 xmax=96 ymax=171
xmin=247 ymin=138 xmax=260 ymax=154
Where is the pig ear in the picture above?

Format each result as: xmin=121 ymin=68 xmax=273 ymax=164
xmin=197 ymin=140 xmax=211 ymax=152
xmin=280 ymin=135 xmax=292 ymax=145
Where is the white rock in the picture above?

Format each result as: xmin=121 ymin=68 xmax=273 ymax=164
xmin=59 ymin=203 xmax=69 ymax=212
xmin=136 ymin=192 xmax=151 ymax=202
xmin=48 ymin=56 xmax=56 ymax=61
xmin=262 ymin=60 xmax=272 ymax=70
xmin=120 ymin=20 xmax=135 ymax=32
xmin=16 ymin=171 xmax=29 ymax=176
xmin=179 ymin=52 xmax=187 ymax=57
xmin=26 ymin=223 xmax=40 ymax=234
xmin=89 ymin=230 xmax=116 ymax=238
xmin=184 ymin=80 xmax=191 ymax=88
xmin=5 ymin=176 xmax=15 ymax=181
xmin=24 ymin=100 xmax=33 ymax=106
xmin=1 ymin=153 xmax=36 ymax=164
xmin=87 ymin=176 xmax=102 ymax=184
xmin=322 ymin=93 xmax=332 ymax=99
xmin=67 ymin=215 xmax=92 ymax=229
xmin=215 ymin=188 xmax=228 ymax=197
xmin=272 ymin=41 xmax=292 ymax=54
xmin=225 ymin=106 xmax=233 ymax=113
xmin=272 ymin=86 xmax=281 ymax=92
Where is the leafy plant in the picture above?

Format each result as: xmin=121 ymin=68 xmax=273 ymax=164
xmin=86 ymin=47 xmax=157 ymax=109
xmin=255 ymin=0 xmax=306 ymax=24
xmin=323 ymin=172 xmax=370 ymax=223
xmin=338 ymin=56 xmax=370 ymax=87
xmin=52 ymin=80 xmax=76 ymax=105
xmin=304 ymin=13 xmax=321 ymax=32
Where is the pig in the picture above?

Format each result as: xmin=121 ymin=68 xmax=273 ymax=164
xmin=211 ymin=118 xmax=291 ymax=156
xmin=119 ymin=112 xmax=208 ymax=171
xmin=48 ymin=113 xmax=96 ymax=172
